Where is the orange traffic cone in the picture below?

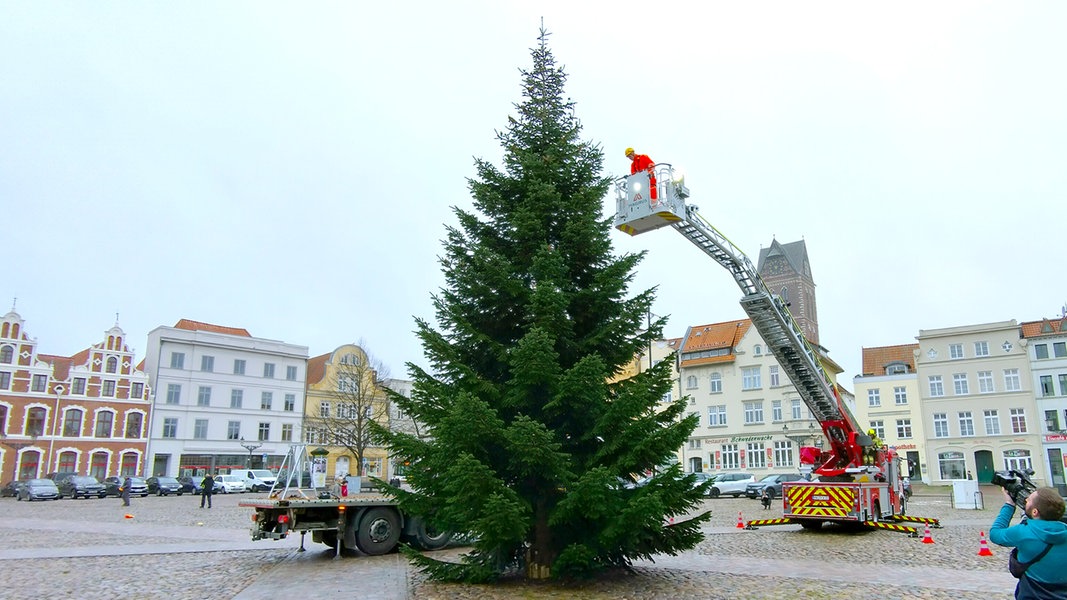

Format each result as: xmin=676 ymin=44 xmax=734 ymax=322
xmin=736 ymin=511 xmax=745 ymax=529
xmin=921 ymin=523 xmax=934 ymax=544
xmin=124 ymin=514 xmax=134 ymax=519
xmin=978 ymin=530 xmax=994 ymax=556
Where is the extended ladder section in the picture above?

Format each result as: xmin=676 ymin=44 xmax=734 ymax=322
xmin=614 ymin=168 xmax=864 ymax=468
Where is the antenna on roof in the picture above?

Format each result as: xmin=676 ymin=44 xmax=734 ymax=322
xmin=10 ymin=297 xmax=16 ymax=311
xmin=1061 ymin=303 xmax=1066 ymax=318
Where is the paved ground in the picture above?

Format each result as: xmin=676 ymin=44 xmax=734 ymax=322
xmin=0 ymin=486 xmax=1020 ymax=599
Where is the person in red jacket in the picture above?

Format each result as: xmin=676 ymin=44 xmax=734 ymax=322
xmin=625 ymin=147 xmax=657 ymax=199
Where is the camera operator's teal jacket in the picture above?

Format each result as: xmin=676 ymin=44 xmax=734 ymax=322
xmin=991 ymin=503 xmax=1067 ymax=596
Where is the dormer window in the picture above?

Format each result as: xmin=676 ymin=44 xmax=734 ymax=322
xmin=753 ymin=345 xmax=762 ymax=356
xmin=885 ymin=362 xmax=909 ymax=375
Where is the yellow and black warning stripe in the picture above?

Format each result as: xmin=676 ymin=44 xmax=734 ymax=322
xmin=743 ymin=518 xmax=793 ymax=529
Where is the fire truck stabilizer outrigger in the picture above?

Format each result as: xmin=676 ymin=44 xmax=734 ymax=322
xmin=239 ymin=445 xmax=453 ymax=556
xmin=614 ymin=164 xmax=940 ymax=537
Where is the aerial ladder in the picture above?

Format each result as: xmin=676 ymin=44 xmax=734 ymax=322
xmin=614 ymin=165 xmax=939 ymax=535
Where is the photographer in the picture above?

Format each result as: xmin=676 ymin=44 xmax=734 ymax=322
xmin=990 ymin=487 xmax=1067 ymax=598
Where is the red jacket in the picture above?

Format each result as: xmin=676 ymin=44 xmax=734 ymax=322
xmin=630 ymin=154 xmax=655 ymax=175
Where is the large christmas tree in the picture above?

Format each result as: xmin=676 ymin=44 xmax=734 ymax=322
xmin=374 ymin=29 xmax=710 ymax=582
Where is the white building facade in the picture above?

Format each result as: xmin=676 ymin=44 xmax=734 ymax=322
xmin=1022 ymin=316 xmax=1067 ymax=496
xmin=144 ymin=319 xmax=308 ymax=477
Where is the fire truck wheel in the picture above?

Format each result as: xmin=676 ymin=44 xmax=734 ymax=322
xmin=412 ymin=518 xmax=453 ymax=551
xmin=799 ymin=520 xmax=823 ymax=531
xmin=355 ymin=507 xmax=401 ymax=556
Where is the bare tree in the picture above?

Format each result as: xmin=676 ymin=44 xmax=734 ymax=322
xmin=306 ymin=344 xmax=390 ymax=477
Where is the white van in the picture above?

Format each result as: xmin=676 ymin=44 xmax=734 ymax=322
xmin=233 ymin=469 xmax=277 ymax=492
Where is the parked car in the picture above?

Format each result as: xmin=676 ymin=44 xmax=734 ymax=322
xmin=146 ymin=476 xmax=183 ymax=496
xmin=689 ymin=472 xmax=716 ymax=495
xmin=102 ymin=476 xmax=149 ymax=497
xmin=47 ymin=472 xmax=77 ymax=487
xmin=178 ymin=474 xmax=223 ymax=494
xmin=707 ymin=472 xmax=756 ymax=498
xmin=231 ymin=469 xmax=277 ymax=492
xmin=1 ymin=480 xmax=25 ymax=498
xmin=18 ymin=478 xmax=60 ymax=501
xmin=745 ymin=473 xmax=806 ymax=499
xmin=57 ymin=475 xmax=107 ymax=499
xmin=214 ymin=474 xmax=247 ymax=493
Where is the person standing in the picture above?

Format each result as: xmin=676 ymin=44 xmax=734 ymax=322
xmin=121 ymin=476 xmax=132 ymax=507
xmin=200 ymin=472 xmax=215 ymax=509
xmin=625 ymin=147 xmax=657 ymax=200
xmin=990 ymin=487 xmax=1067 ymax=598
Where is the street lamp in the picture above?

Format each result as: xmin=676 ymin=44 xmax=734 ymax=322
xmin=782 ymin=421 xmax=816 ymax=447
xmin=239 ymin=437 xmax=262 ymax=468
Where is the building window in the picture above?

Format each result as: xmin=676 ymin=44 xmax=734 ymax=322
xmin=886 ymin=362 xmax=908 ymax=375
xmin=771 ymin=400 xmax=782 ymax=422
xmin=974 ymin=341 xmax=989 ymax=357
xmin=869 ymin=420 xmax=884 ymax=440
xmin=162 ymin=418 xmax=178 ymax=438
xmin=197 ymin=386 xmax=212 ymax=406
xmin=261 ymin=392 xmax=273 ymax=410
xmin=709 ymin=405 xmax=727 ymax=427
xmin=90 ymin=452 xmax=108 ymax=479
xmin=743 ymin=401 xmax=764 ymax=424
xmin=166 ymin=384 xmax=181 ymax=404
xmin=1055 ymin=342 xmax=1067 ymax=358
xmin=1004 ymin=369 xmax=1021 ymax=392
xmin=284 ymin=394 xmax=295 ymax=411
xmin=230 ymin=389 xmax=243 ymax=409
xmin=984 ymin=409 xmax=1001 ymax=435
xmin=131 ymin=382 xmax=144 ymax=399
xmin=774 ymin=440 xmax=793 ymax=467
xmin=742 ymin=367 xmax=761 ymax=390
xmin=686 ymin=375 xmax=697 ymax=389
xmin=661 ymin=391 xmax=672 ymax=403
xmin=928 ymin=376 xmax=944 ymax=397
xmin=281 ymin=423 xmax=293 ymax=442
xmin=201 ymin=355 xmax=214 ymax=372
xmin=753 ymin=344 xmax=762 ymax=356
xmin=791 ymin=399 xmax=802 ymax=420
xmin=233 ymin=359 xmax=246 ymax=375
xmin=286 ymin=365 xmax=298 ymax=381
xmin=71 ymin=378 xmax=86 ymax=394
xmin=1035 ymin=344 xmax=1049 ymax=360
xmin=938 ymin=451 xmax=966 ymax=480
xmin=26 ymin=407 xmax=46 ymax=436
xmin=105 ymin=356 xmax=118 ymax=373
xmin=193 ymin=419 xmax=208 ymax=440
xmin=721 ymin=444 xmax=739 ymax=470
xmin=63 ymin=409 xmax=83 ymax=437
xmin=263 ymin=363 xmax=275 ymax=378
xmin=1010 ymin=408 xmax=1027 ymax=434
xmin=896 ymin=419 xmax=912 ymax=439
xmin=710 ymin=373 xmax=722 ymax=393
xmin=58 ymin=451 xmax=76 ymax=473
xmin=0 ymin=371 xmax=11 ymax=390
xmin=102 ymin=380 xmax=116 ymax=397
xmin=958 ymin=411 xmax=974 ymax=436
xmin=747 ymin=442 xmax=766 ymax=468
xmin=31 ymin=374 xmax=47 ymax=392
xmin=949 ymin=344 xmax=964 ymax=359
xmin=1040 ymin=376 xmax=1055 ymax=397
xmin=953 ymin=373 xmax=969 ymax=395
xmin=120 ymin=452 xmax=138 ymax=477
xmin=1003 ymin=449 xmax=1033 ymax=472
xmin=868 ymin=389 xmax=881 ymax=407
xmin=125 ymin=413 xmax=143 ymax=438
xmin=769 ymin=365 xmax=780 ymax=387
xmin=95 ymin=411 xmax=114 ymax=437
xmin=933 ymin=413 xmax=949 ymax=438
xmin=227 ymin=421 xmax=240 ymax=440
xmin=320 ymin=401 xmax=330 ymax=417
xmin=0 ymin=345 xmax=11 ymax=363
xmin=893 ymin=386 xmax=907 ymax=405
xmin=1060 ymin=374 xmax=1067 ymax=396
xmin=170 ymin=352 xmax=185 ymax=369
xmin=978 ymin=371 xmax=994 ymax=393
xmin=258 ymin=422 xmax=270 ymax=441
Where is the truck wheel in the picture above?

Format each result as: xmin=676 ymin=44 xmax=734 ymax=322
xmin=412 ymin=518 xmax=453 ymax=551
xmin=355 ymin=507 xmax=401 ymax=556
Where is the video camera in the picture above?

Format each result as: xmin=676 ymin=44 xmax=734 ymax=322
xmin=991 ymin=468 xmax=1038 ymax=511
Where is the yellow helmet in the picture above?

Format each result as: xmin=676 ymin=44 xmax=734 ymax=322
xmin=624 ymin=147 xmax=635 ymax=157
xmin=868 ymin=429 xmax=876 ymax=436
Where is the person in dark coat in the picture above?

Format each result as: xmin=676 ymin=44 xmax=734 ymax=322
xmin=121 ymin=476 xmax=132 ymax=507
xmin=200 ymin=473 xmax=215 ymax=508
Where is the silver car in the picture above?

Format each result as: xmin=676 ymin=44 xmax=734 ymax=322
xmin=18 ymin=478 xmax=60 ymax=501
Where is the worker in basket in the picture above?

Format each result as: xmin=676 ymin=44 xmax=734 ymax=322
xmin=625 ymin=147 xmax=657 ymax=200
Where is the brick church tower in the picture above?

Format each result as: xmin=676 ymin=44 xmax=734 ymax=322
xmin=756 ymin=239 xmax=820 ymax=346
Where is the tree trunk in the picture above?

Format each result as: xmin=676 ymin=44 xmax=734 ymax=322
xmin=526 ymin=502 xmax=554 ymax=579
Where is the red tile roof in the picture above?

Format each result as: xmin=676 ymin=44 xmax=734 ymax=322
xmin=173 ymin=319 xmax=251 ymax=337
xmin=860 ymin=344 xmax=918 ymax=376
xmin=38 ymin=353 xmax=73 ymax=381
xmin=1021 ymin=317 xmax=1067 ymax=339
xmin=306 ymin=352 xmax=330 ymax=386
xmin=678 ymin=319 xmax=750 ymax=367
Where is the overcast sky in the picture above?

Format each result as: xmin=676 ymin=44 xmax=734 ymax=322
xmin=2 ymin=2 xmax=1063 ymax=387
